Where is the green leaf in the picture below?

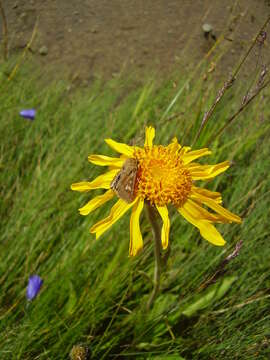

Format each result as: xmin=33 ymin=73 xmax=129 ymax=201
xmin=182 ymin=276 xmax=237 ymax=317
xmin=64 ymin=281 xmax=77 ymax=315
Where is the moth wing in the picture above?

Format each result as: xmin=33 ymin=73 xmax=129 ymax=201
xmin=118 ymin=167 xmax=137 ymax=203
xmin=110 ymin=159 xmax=138 ymax=203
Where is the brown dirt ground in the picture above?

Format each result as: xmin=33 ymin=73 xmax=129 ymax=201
xmin=1 ymin=0 xmax=270 ymax=82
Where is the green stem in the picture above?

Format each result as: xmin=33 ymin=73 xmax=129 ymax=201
xmin=145 ymin=202 xmax=162 ymax=310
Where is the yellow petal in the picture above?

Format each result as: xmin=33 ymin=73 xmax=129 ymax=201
xmin=79 ymin=189 xmax=115 ymax=216
xmin=129 ymin=198 xmax=144 ymax=256
xmin=192 ymin=187 xmax=222 ymax=203
xmin=183 ymin=198 xmax=230 ymax=223
xmin=188 ymin=161 xmax=229 ymax=173
xmin=88 ymin=154 xmax=124 ymax=168
xmin=189 ymin=161 xmax=230 ymax=180
xmin=168 ymin=137 xmax=181 ymax=152
xmin=90 ymin=198 xmax=135 ymax=239
xmin=71 ymin=169 xmax=119 ymax=192
xmin=178 ymin=204 xmax=226 ymax=246
xmin=156 ymin=205 xmax=170 ymax=249
xmin=144 ymin=126 xmax=156 ymax=147
xmin=105 ymin=138 xmax=135 ymax=157
xmin=71 ymin=182 xmax=94 ymax=192
xmin=179 ymin=146 xmax=191 ymax=156
xmin=182 ymin=148 xmax=211 ymax=165
xmin=191 ymin=192 xmax=242 ymax=224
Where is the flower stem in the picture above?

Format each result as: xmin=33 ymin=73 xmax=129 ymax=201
xmin=145 ymin=202 xmax=162 ymax=310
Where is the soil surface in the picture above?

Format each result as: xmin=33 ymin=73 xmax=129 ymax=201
xmin=1 ymin=0 xmax=270 ymax=81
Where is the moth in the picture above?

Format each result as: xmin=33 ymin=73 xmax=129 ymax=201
xmin=110 ymin=158 xmax=138 ymax=203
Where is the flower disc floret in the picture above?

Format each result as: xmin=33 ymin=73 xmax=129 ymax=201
xmin=135 ymin=145 xmax=192 ymax=207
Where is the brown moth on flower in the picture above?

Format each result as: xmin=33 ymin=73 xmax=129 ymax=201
xmin=110 ymin=158 xmax=138 ymax=203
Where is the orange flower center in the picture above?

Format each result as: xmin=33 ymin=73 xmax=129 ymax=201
xmin=134 ymin=145 xmax=192 ymax=207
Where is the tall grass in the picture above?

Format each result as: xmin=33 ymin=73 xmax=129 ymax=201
xmin=0 ymin=57 xmax=270 ymax=360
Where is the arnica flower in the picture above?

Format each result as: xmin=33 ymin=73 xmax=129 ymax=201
xmin=26 ymin=275 xmax=43 ymax=300
xmin=71 ymin=126 xmax=241 ymax=256
xmin=19 ymin=109 xmax=36 ymax=121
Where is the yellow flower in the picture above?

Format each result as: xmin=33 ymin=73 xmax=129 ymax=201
xmin=71 ymin=126 xmax=241 ymax=256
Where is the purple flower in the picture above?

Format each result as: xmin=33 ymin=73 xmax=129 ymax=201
xmin=19 ymin=109 xmax=36 ymax=121
xmin=26 ymin=275 xmax=43 ymax=300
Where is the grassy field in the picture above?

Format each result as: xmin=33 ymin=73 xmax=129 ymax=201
xmin=0 ymin=54 xmax=270 ymax=360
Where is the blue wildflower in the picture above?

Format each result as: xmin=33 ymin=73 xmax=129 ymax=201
xmin=19 ymin=109 xmax=36 ymax=120
xmin=26 ymin=275 xmax=43 ymax=300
